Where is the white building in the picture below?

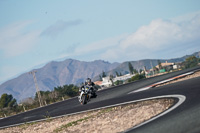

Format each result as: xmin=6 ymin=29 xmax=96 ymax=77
xmin=96 ymin=74 xmax=135 ymax=88
xmin=113 ymin=74 xmax=134 ymax=82
xmin=101 ymin=77 xmax=113 ymax=87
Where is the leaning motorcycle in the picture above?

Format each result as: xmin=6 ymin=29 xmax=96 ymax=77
xmin=78 ymin=85 xmax=92 ymax=105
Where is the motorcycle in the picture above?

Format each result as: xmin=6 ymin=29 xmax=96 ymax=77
xmin=78 ymin=85 xmax=96 ymax=105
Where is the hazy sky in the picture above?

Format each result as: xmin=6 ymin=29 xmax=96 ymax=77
xmin=1 ymin=0 xmax=200 ymax=84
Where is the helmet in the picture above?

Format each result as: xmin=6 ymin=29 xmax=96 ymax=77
xmin=85 ymin=78 xmax=91 ymax=84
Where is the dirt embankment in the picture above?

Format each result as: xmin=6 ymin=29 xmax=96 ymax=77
xmin=1 ymin=99 xmax=174 ymax=133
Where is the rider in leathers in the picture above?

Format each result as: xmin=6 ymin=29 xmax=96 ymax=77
xmin=80 ymin=78 xmax=97 ymax=98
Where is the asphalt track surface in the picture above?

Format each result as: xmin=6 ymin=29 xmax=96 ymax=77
xmin=0 ymin=66 xmax=200 ymax=133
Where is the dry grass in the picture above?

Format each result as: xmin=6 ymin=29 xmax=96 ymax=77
xmin=1 ymin=99 xmax=174 ymax=133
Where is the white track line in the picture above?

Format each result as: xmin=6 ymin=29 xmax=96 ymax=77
xmin=0 ymin=94 xmax=185 ymax=130
xmin=129 ymin=71 xmax=195 ymax=94
xmin=123 ymin=94 xmax=186 ymax=132
xmin=130 ymin=86 xmax=152 ymax=93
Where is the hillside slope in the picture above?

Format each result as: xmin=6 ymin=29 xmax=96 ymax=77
xmin=94 ymin=51 xmax=200 ymax=80
xmin=0 ymin=59 xmax=119 ymax=101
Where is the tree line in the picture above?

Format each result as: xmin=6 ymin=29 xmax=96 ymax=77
xmin=0 ymin=93 xmax=21 ymax=117
xmin=181 ymin=56 xmax=200 ymax=69
xmin=0 ymin=84 xmax=79 ymax=117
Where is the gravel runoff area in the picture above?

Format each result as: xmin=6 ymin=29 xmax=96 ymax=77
xmin=1 ymin=70 xmax=200 ymax=133
xmin=1 ymin=99 xmax=174 ymax=133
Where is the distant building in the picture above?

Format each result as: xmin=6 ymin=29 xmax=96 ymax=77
xmin=94 ymin=77 xmax=113 ymax=88
xmin=101 ymin=77 xmax=113 ymax=87
xmin=94 ymin=73 xmax=134 ymax=88
xmin=155 ymin=61 xmax=181 ymax=71
xmin=173 ymin=64 xmax=178 ymax=69
xmin=155 ymin=61 xmax=174 ymax=69
xmin=94 ymin=81 xmax=102 ymax=86
xmin=113 ymin=74 xmax=134 ymax=83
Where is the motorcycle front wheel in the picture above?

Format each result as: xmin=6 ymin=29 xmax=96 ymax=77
xmin=81 ymin=95 xmax=87 ymax=105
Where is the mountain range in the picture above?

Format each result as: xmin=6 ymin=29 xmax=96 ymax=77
xmin=0 ymin=59 xmax=119 ymax=101
xmin=93 ymin=51 xmax=200 ymax=80
xmin=0 ymin=52 xmax=199 ymax=101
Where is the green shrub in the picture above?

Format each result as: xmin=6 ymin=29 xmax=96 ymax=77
xmin=130 ymin=74 xmax=146 ymax=82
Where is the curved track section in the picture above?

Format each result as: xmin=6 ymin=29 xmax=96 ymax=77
xmin=0 ymin=66 xmax=200 ymax=133
xmin=124 ymin=95 xmax=186 ymax=132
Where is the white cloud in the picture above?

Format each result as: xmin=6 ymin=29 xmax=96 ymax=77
xmin=55 ymin=11 xmax=200 ymax=62
xmin=57 ymin=34 xmax=128 ymax=61
xmin=76 ymin=34 xmax=128 ymax=54
xmin=171 ymin=10 xmax=200 ymax=23
xmin=0 ymin=21 xmax=41 ymax=57
xmin=41 ymin=19 xmax=82 ymax=38
xmin=99 ymin=11 xmax=200 ymax=61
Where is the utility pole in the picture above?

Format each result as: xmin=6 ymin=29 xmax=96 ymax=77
xmin=150 ymin=61 xmax=155 ymax=76
xmin=29 ymin=71 xmax=43 ymax=107
xmin=23 ymin=105 xmax=26 ymax=112
xmin=199 ymin=51 xmax=200 ymax=62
